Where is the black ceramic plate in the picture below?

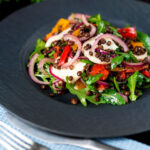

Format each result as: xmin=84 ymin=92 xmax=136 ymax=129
xmin=0 ymin=0 xmax=150 ymax=138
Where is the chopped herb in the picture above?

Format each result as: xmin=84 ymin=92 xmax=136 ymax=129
xmin=80 ymin=59 xmax=93 ymax=65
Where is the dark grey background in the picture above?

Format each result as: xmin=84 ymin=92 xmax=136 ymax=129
xmin=0 ymin=0 xmax=150 ymax=145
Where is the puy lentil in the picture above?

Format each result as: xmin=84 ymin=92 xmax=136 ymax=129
xmin=69 ymin=65 xmax=74 ymax=70
xmin=89 ymin=51 xmax=93 ymax=56
xmin=97 ymin=45 xmax=104 ymax=50
xmin=86 ymin=90 xmax=92 ymax=96
xmin=95 ymin=52 xmax=100 ymax=58
xmin=77 ymin=71 xmax=82 ymax=76
xmin=124 ymin=91 xmax=130 ymax=96
xmin=107 ymin=41 xmax=111 ymax=46
xmin=41 ymin=85 xmax=45 ymax=89
xmin=49 ymin=93 xmax=54 ymax=97
xmin=71 ymin=98 xmax=78 ymax=104
xmin=84 ymin=44 xmax=91 ymax=50
xmin=68 ymin=76 xmax=73 ymax=81
xmin=99 ymin=38 xmax=106 ymax=44
xmin=67 ymin=40 xmax=74 ymax=46
xmin=94 ymin=97 xmax=99 ymax=102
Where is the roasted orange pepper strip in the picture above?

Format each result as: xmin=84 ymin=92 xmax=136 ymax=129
xmin=44 ymin=18 xmax=70 ymax=41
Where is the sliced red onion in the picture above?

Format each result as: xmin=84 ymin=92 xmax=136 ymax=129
xmin=69 ymin=52 xmax=73 ymax=59
xmin=92 ymin=33 xmax=129 ymax=52
xmin=148 ymin=56 xmax=150 ymax=63
xmin=96 ymin=81 xmax=109 ymax=86
xmin=95 ymin=48 xmax=108 ymax=55
xmin=46 ymin=46 xmax=55 ymax=54
xmin=62 ymin=34 xmax=82 ymax=68
xmin=68 ymin=13 xmax=90 ymax=23
xmin=52 ymin=80 xmax=62 ymax=91
xmin=38 ymin=58 xmax=54 ymax=75
xmin=79 ymin=15 xmax=96 ymax=41
xmin=122 ymin=61 xmax=145 ymax=67
xmin=118 ymin=93 xmax=128 ymax=103
xmin=28 ymin=53 xmax=49 ymax=85
xmin=49 ymin=65 xmax=64 ymax=81
xmin=74 ymin=22 xmax=84 ymax=30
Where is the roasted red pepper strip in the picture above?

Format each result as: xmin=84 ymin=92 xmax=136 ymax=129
xmin=142 ymin=70 xmax=150 ymax=78
xmin=89 ymin=64 xmax=109 ymax=80
xmin=118 ymin=27 xmax=137 ymax=39
xmin=120 ymin=71 xmax=126 ymax=80
xmin=59 ymin=45 xmax=71 ymax=66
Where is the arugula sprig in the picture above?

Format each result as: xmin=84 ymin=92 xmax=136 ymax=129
xmin=137 ymin=31 xmax=150 ymax=55
xmin=109 ymin=26 xmax=122 ymax=37
xmin=127 ymin=71 xmax=139 ymax=101
xmin=113 ymin=77 xmax=120 ymax=92
xmin=29 ymin=38 xmax=45 ymax=59
xmin=100 ymin=89 xmax=125 ymax=105
xmin=86 ymin=74 xmax=103 ymax=91
xmin=66 ymin=77 xmax=126 ymax=106
xmin=88 ymin=14 xmax=106 ymax=34
xmin=111 ymin=50 xmax=138 ymax=70
xmin=80 ymin=59 xmax=93 ymax=65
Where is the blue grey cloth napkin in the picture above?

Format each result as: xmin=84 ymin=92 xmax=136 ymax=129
xmin=0 ymin=106 xmax=150 ymax=150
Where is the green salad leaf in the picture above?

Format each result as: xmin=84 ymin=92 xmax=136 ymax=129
xmin=111 ymin=55 xmax=124 ymax=70
xmin=29 ymin=39 xmax=46 ymax=59
xmin=86 ymin=74 xmax=103 ymax=91
xmin=111 ymin=50 xmax=138 ymax=69
xmin=48 ymin=51 xmax=55 ymax=58
xmin=80 ymin=59 xmax=93 ymax=65
xmin=127 ymin=71 xmax=139 ymax=101
xmin=88 ymin=14 xmax=106 ymax=34
xmin=113 ymin=77 xmax=120 ymax=92
xmin=66 ymin=77 xmax=101 ymax=106
xmin=137 ymin=31 xmax=150 ymax=55
xmin=100 ymin=89 xmax=125 ymax=105
xmin=109 ymin=26 xmax=122 ymax=37
xmin=86 ymin=74 xmax=103 ymax=85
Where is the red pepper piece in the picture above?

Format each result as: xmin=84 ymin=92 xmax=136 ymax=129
xmin=118 ymin=27 xmax=137 ymax=39
xmin=89 ymin=64 xmax=109 ymax=80
xmin=142 ymin=70 xmax=150 ymax=78
xmin=59 ymin=45 xmax=71 ymax=66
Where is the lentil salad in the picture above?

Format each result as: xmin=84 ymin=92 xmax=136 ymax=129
xmin=28 ymin=13 xmax=150 ymax=106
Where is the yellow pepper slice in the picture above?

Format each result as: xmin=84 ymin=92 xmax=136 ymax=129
xmin=44 ymin=18 xmax=70 ymax=41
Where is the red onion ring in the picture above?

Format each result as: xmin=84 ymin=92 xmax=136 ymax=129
xmin=74 ymin=22 xmax=84 ymax=30
xmin=95 ymin=48 xmax=108 ymax=55
xmin=52 ymin=80 xmax=62 ymax=91
xmin=28 ymin=53 xmax=49 ymax=85
xmin=79 ymin=15 xmax=96 ymax=41
xmin=49 ymin=65 xmax=64 ymax=81
xmin=46 ymin=46 xmax=55 ymax=54
xmin=62 ymin=34 xmax=82 ymax=68
xmin=122 ymin=61 xmax=145 ymax=67
xmin=118 ymin=93 xmax=128 ymax=103
xmin=92 ymin=33 xmax=129 ymax=52
xmin=38 ymin=58 xmax=54 ymax=75
xmin=96 ymin=81 xmax=109 ymax=86
xmin=68 ymin=13 xmax=90 ymax=23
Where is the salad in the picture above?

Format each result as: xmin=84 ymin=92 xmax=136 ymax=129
xmin=28 ymin=13 xmax=150 ymax=106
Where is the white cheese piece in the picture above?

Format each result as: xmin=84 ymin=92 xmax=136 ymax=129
xmin=45 ymin=27 xmax=71 ymax=47
xmin=82 ymin=36 xmax=118 ymax=64
xmin=133 ymin=51 xmax=148 ymax=61
xmin=102 ymin=38 xmax=118 ymax=51
xmin=51 ymin=60 xmax=86 ymax=83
